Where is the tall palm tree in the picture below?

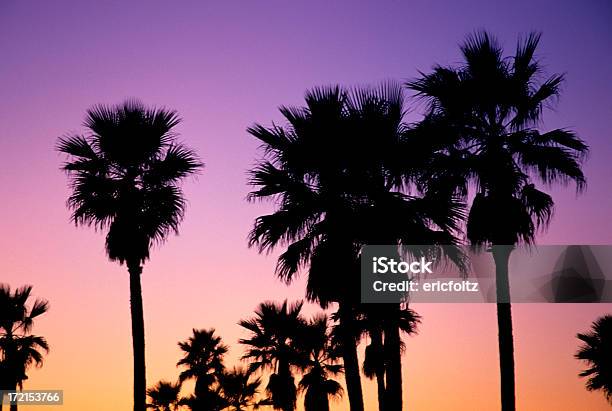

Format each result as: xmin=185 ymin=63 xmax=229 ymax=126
xmin=407 ymin=32 xmax=588 ymax=411
xmin=575 ymin=315 xmax=612 ymax=404
xmin=218 ymin=367 xmax=263 ymax=411
xmin=146 ymin=380 xmax=181 ymax=411
xmin=177 ymin=328 xmax=228 ymax=410
xmin=297 ymin=315 xmax=343 ymax=411
xmin=238 ymin=300 xmax=305 ymax=411
xmin=0 ymin=284 xmax=49 ymax=411
xmin=248 ymin=84 xmax=463 ymax=411
xmin=247 ymin=86 xmax=364 ymax=411
xmin=57 ymin=100 xmax=202 ymax=411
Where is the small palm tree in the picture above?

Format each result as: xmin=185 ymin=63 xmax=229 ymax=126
xmin=575 ymin=315 xmax=612 ymax=404
xmin=358 ymin=310 xmax=385 ymax=411
xmin=146 ymin=380 xmax=181 ymax=411
xmin=358 ymin=305 xmax=420 ymax=411
xmin=57 ymin=100 xmax=202 ymax=411
xmin=218 ymin=367 xmax=262 ymax=411
xmin=0 ymin=284 xmax=49 ymax=411
xmin=177 ymin=328 xmax=228 ymax=409
xmin=297 ymin=315 xmax=343 ymax=411
xmin=407 ymin=32 xmax=588 ymax=411
xmin=1 ymin=336 xmax=50 ymax=411
xmin=238 ymin=301 xmax=305 ymax=411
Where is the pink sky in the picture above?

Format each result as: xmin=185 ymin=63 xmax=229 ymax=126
xmin=1 ymin=1 xmax=611 ymax=409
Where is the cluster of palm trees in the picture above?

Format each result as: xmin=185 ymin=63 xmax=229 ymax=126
xmin=145 ymin=328 xmax=263 ymax=411
xmin=53 ymin=30 xmax=606 ymax=411
xmin=0 ymin=285 xmax=49 ymax=411
xmin=145 ymin=300 xmax=345 ymax=411
xmin=245 ymin=31 xmax=588 ymax=411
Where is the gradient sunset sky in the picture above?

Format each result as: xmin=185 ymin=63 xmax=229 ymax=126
xmin=1 ymin=1 xmax=612 ymax=410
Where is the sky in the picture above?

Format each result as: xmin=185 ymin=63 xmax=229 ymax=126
xmin=1 ymin=0 xmax=611 ymax=410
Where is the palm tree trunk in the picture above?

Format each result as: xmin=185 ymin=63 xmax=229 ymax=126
xmin=278 ymin=360 xmax=294 ymax=411
xmin=383 ymin=305 xmax=402 ymax=411
xmin=338 ymin=302 xmax=364 ymax=411
xmin=376 ymin=368 xmax=386 ymax=411
xmin=319 ymin=393 xmax=330 ymax=411
xmin=128 ymin=261 xmax=147 ymax=411
xmin=492 ymin=246 xmax=515 ymax=411
xmin=9 ymin=384 xmax=17 ymax=411
xmin=369 ymin=330 xmax=386 ymax=411
xmin=194 ymin=377 xmax=206 ymax=400
xmin=305 ymin=388 xmax=329 ymax=411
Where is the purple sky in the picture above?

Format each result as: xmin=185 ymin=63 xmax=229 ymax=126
xmin=2 ymin=0 xmax=611 ymax=245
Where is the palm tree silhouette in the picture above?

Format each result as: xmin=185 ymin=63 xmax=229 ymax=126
xmin=357 ymin=308 xmax=385 ymax=411
xmin=248 ymin=83 xmax=463 ymax=411
xmin=238 ymin=300 xmax=304 ymax=411
xmin=146 ymin=380 xmax=181 ymax=411
xmin=357 ymin=305 xmax=420 ymax=411
xmin=575 ymin=315 xmax=612 ymax=404
xmin=218 ymin=367 xmax=263 ymax=411
xmin=407 ymin=32 xmax=588 ymax=411
xmin=0 ymin=285 xmax=49 ymax=411
xmin=247 ymin=86 xmax=365 ymax=411
xmin=57 ymin=100 xmax=202 ymax=411
xmin=296 ymin=315 xmax=343 ymax=411
xmin=177 ymin=328 xmax=228 ymax=410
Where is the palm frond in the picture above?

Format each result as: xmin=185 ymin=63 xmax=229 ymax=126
xmin=145 ymin=144 xmax=203 ymax=185
xmin=575 ymin=315 xmax=612 ymax=403
xmin=516 ymin=143 xmax=586 ymax=191
xmin=57 ymin=135 xmax=99 ymax=160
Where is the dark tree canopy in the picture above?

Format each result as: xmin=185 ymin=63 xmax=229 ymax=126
xmin=58 ymin=99 xmax=202 ymax=264
xmin=407 ymin=31 xmax=588 ymax=246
